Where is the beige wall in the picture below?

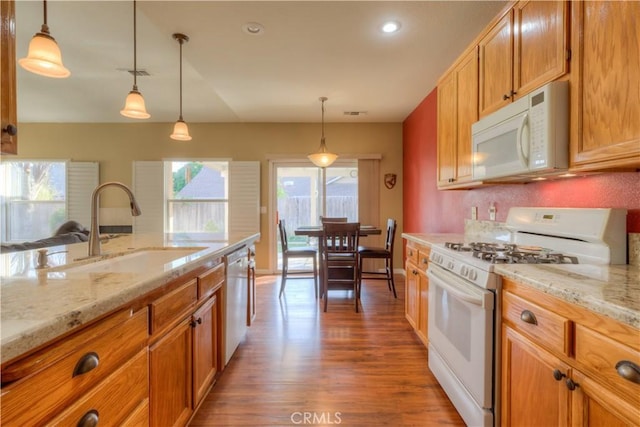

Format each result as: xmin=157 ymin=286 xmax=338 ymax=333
xmin=11 ymin=122 xmax=404 ymax=271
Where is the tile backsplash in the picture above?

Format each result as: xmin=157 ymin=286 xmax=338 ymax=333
xmin=629 ymin=233 xmax=640 ymax=266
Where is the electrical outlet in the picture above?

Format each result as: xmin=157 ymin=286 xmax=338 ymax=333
xmin=489 ymin=203 xmax=497 ymax=221
xmin=471 ymin=206 xmax=478 ymax=220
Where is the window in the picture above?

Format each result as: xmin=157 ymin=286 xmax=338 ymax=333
xmin=166 ymin=161 xmax=229 ymax=233
xmin=0 ymin=161 xmax=98 ymax=243
xmin=133 ymin=160 xmax=260 ymax=237
xmin=1 ymin=161 xmax=67 ymax=242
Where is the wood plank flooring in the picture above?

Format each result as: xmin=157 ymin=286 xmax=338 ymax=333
xmin=190 ymin=275 xmax=464 ymax=426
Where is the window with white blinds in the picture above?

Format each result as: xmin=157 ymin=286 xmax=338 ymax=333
xmin=67 ymin=162 xmax=99 ymax=227
xmin=132 ymin=160 xmax=260 ymax=236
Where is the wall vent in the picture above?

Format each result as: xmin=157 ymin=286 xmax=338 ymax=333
xmin=343 ymin=111 xmax=367 ymax=116
xmin=128 ymin=69 xmax=150 ymax=77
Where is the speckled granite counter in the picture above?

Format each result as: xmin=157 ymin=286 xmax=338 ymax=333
xmin=0 ymin=232 xmax=259 ymax=365
xmin=402 ymin=233 xmax=640 ymax=330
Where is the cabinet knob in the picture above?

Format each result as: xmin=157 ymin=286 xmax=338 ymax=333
xmin=72 ymin=352 xmax=100 ymax=377
xmin=511 ymin=90 xmax=517 ymax=97
xmin=196 ymin=317 xmax=202 ymax=324
xmin=552 ymin=369 xmax=566 ymax=381
xmin=77 ymin=409 xmax=99 ymax=427
xmin=1 ymin=124 xmax=17 ymax=136
xmin=615 ymin=360 xmax=640 ymax=384
xmin=520 ymin=310 xmax=538 ymax=325
xmin=503 ymin=94 xmax=510 ymax=100
xmin=565 ymin=378 xmax=579 ymax=391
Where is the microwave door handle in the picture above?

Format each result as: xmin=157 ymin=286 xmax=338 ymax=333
xmin=517 ymin=113 xmax=529 ymax=167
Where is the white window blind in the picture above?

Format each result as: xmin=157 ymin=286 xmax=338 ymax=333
xmin=132 ymin=161 xmax=164 ymax=233
xmin=229 ymin=161 xmax=260 ymax=236
xmin=66 ymin=161 xmax=99 ymax=227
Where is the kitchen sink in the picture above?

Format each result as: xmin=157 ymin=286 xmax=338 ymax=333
xmin=50 ymin=248 xmax=206 ymax=274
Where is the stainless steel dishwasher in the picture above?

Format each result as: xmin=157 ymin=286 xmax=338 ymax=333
xmin=224 ymin=246 xmax=249 ymax=365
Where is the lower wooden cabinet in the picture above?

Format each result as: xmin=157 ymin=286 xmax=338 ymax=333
xmin=501 ymin=278 xmax=640 ymax=426
xmin=150 ymin=317 xmax=194 ymax=426
xmin=0 ymin=307 xmax=149 ymax=425
xmin=404 ymin=240 xmax=430 ymax=346
xmin=149 ymin=264 xmax=224 ymax=426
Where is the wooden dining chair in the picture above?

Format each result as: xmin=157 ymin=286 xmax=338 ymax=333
xmin=358 ymin=218 xmax=397 ymax=298
xmin=278 ymin=219 xmax=318 ymax=298
xmin=320 ymin=216 xmax=348 ymax=223
xmin=320 ymin=222 xmax=361 ymax=312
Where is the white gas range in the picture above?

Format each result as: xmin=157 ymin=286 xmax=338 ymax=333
xmin=426 ymin=207 xmax=628 ymax=427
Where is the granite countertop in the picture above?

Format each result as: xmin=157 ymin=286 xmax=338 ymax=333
xmin=402 ymin=233 xmax=640 ymax=330
xmin=0 ymin=232 xmax=260 ymax=365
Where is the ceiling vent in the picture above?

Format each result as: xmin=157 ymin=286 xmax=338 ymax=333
xmin=343 ymin=111 xmax=367 ymax=116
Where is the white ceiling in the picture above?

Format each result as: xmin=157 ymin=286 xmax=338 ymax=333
xmin=15 ymin=1 xmax=505 ymax=123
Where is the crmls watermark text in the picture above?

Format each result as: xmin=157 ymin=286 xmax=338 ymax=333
xmin=290 ymin=411 xmax=342 ymax=425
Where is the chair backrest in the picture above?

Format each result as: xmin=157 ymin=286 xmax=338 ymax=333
xmin=321 ymin=222 xmax=360 ymax=254
xmin=384 ymin=218 xmax=397 ymax=253
xmin=320 ymin=216 xmax=348 ymax=224
xmin=278 ymin=219 xmax=289 ymax=252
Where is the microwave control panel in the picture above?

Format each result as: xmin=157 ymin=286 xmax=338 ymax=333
xmin=529 ymin=90 xmax=548 ymax=168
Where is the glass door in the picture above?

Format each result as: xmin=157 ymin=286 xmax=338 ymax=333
xmin=272 ymin=161 xmax=358 ymax=271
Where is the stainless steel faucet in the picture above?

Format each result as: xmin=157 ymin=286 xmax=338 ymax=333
xmin=88 ymin=182 xmax=142 ymax=257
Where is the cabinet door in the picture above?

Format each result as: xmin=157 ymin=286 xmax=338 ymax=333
xmin=150 ymin=318 xmax=193 ymax=427
xmin=479 ymin=10 xmax=514 ymax=117
xmin=0 ymin=0 xmax=17 ymax=154
xmin=455 ymin=47 xmax=479 ymax=183
xmin=502 ymin=326 xmax=571 ymax=426
xmin=416 ymin=268 xmax=429 ymax=346
xmin=192 ymin=295 xmax=218 ymax=408
xmin=437 ymin=72 xmax=457 ymax=187
xmin=570 ymin=1 xmax=640 ymax=170
xmin=514 ymin=0 xmax=569 ymax=99
xmin=404 ymin=261 xmax=419 ymax=329
xmin=570 ymin=370 xmax=640 ymax=427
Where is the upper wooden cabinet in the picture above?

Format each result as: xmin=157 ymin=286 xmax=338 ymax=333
xmin=437 ymin=47 xmax=480 ymax=189
xmin=479 ymin=1 xmax=569 ymax=117
xmin=1 ymin=0 xmax=18 ymax=155
xmin=569 ymin=0 xmax=640 ymax=171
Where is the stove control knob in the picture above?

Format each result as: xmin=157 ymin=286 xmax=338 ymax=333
xmin=469 ymin=269 xmax=478 ymax=280
xmin=461 ymin=266 xmax=468 ymax=277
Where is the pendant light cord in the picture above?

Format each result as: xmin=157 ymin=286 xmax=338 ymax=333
xmin=321 ymin=98 xmax=326 ymax=142
xmin=133 ymin=0 xmax=138 ymax=90
xmin=179 ymin=39 xmax=184 ymax=120
xmin=41 ymin=0 xmax=50 ymax=34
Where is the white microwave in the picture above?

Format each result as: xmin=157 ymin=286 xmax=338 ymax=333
xmin=471 ymin=81 xmax=569 ymax=181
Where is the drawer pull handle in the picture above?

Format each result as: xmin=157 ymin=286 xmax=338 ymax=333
xmin=615 ymin=360 xmax=640 ymax=384
xmin=565 ymin=378 xmax=579 ymax=391
xmin=520 ymin=310 xmax=538 ymax=325
xmin=77 ymin=409 xmax=99 ymax=427
xmin=552 ymin=369 xmax=566 ymax=381
xmin=73 ymin=352 xmax=100 ymax=377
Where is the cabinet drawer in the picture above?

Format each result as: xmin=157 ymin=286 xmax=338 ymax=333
xmin=575 ymin=324 xmax=640 ymax=406
xmin=406 ymin=242 xmax=419 ymax=265
xmin=417 ymin=248 xmax=430 ymax=272
xmin=121 ymin=398 xmax=149 ymax=426
xmin=48 ymin=348 xmax=149 ymax=426
xmin=502 ymin=290 xmax=570 ymax=356
xmin=198 ymin=263 xmax=225 ymax=300
xmin=150 ymin=279 xmax=197 ymax=335
xmin=0 ymin=308 xmax=148 ymax=426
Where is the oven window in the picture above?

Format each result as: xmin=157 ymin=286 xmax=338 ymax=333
xmin=434 ymin=285 xmax=471 ymax=361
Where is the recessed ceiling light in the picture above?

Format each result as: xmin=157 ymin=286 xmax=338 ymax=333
xmin=381 ymin=21 xmax=401 ymax=33
xmin=242 ymin=22 xmax=265 ymax=35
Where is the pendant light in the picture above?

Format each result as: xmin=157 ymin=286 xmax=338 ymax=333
xmin=120 ymin=0 xmax=150 ymax=119
xmin=308 ymin=97 xmax=338 ymax=168
xmin=170 ymin=33 xmax=192 ymax=141
xmin=19 ymin=0 xmax=70 ymax=78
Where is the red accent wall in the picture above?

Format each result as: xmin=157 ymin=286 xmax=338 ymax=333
xmin=403 ymin=88 xmax=640 ymax=234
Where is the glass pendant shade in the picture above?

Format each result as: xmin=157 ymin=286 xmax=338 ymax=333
xmin=308 ymin=139 xmax=338 ymax=167
xmin=170 ymin=119 xmax=192 ymax=141
xmin=308 ymin=97 xmax=337 ymax=168
xmin=120 ymin=88 xmax=150 ymax=119
xmin=19 ymin=32 xmax=70 ymax=78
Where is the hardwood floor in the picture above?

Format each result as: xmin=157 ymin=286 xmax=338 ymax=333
xmin=190 ymin=275 xmax=464 ymax=426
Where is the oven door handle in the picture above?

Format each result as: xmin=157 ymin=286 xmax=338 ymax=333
xmin=427 ymin=265 xmax=493 ymax=309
